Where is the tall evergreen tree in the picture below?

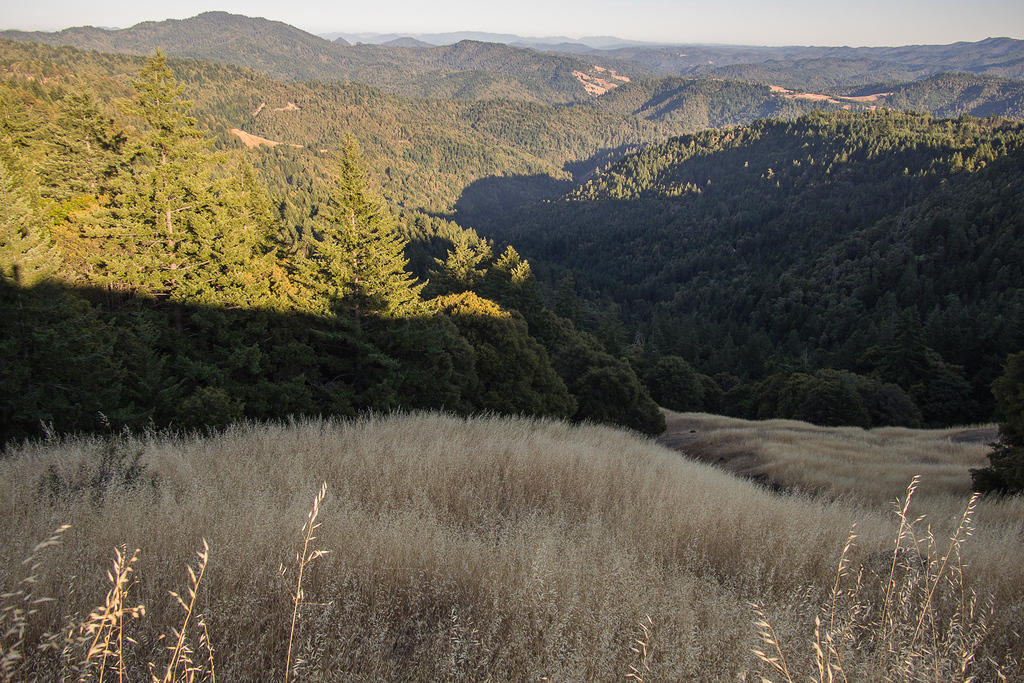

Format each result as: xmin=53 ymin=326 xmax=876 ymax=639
xmin=0 ymin=150 xmax=57 ymax=286
xmin=39 ymin=92 xmax=122 ymax=203
xmin=296 ymin=136 xmax=424 ymax=319
xmin=93 ymin=51 xmax=272 ymax=306
xmin=428 ymin=230 xmax=492 ymax=295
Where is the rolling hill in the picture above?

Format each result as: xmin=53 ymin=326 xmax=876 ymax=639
xmin=1 ymin=413 xmax=1020 ymax=679
xmin=0 ymin=11 xmax=644 ymax=103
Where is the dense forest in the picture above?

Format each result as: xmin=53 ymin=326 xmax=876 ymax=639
xmin=2 ymin=24 xmax=1024 ymax=441
xmin=0 ymin=51 xmax=668 ymax=443
xmin=477 ymin=110 xmax=1024 ymax=426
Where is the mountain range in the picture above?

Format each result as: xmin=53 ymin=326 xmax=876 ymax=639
xmin=323 ymin=30 xmax=664 ymax=50
xmin=0 ymin=12 xmax=641 ymax=102
xmin=3 ymin=12 xmax=1024 ymax=104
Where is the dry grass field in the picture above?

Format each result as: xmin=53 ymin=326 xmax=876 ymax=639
xmin=660 ymin=411 xmax=999 ymax=504
xmin=1 ymin=412 xmax=1022 ymax=680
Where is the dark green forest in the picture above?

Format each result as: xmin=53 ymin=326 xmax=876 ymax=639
xmin=477 ymin=110 xmax=1024 ymax=426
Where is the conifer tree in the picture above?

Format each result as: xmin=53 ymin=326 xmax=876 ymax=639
xmin=0 ymin=151 xmax=57 ymax=286
xmin=298 ymin=136 xmax=423 ymax=319
xmin=94 ymin=51 xmax=271 ymax=306
xmin=428 ymin=230 xmax=492 ymax=295
xmin=39 ymin=92 xmax=122 ymax=202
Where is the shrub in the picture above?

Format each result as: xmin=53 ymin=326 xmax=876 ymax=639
xmin=972 ymin=351 xmax=1024 ymax=494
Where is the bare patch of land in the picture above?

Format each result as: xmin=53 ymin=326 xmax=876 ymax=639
xmin=229 ymin=128 xmax=303 ymax=149
xmin=573 ymin=66 xmax=630 ymax=96
xmin=768 ymin=84 xmax=891 ymax=109
xmin=229 ymin=127 xmax=281 ymax=148
xmin=842 ymin=91 xmax=893 ymax=102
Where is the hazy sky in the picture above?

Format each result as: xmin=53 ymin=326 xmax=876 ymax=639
xmin=3 ymin=0 xmax=1023 ymax=46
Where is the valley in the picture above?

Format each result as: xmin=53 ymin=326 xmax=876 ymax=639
xmin=1 ymin=9 xmax=1023 ymax=679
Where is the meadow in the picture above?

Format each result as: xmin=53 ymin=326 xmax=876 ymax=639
xmin=1 ymin=412 xmax=1022 ymax=680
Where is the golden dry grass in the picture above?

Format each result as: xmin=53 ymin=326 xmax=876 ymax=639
xmin=1 ymin=413 xmax=1022 ymax=680
xmin=661 ymin=411 xmax=999 ymax=505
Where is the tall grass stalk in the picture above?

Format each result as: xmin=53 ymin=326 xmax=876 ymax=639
xmin=626 ymin=615 xmax=653 ymax=682
xmin=282 ymin=481 xmax=329 ymax=683
xmin=159 ymin=539 xmax=210 ymax=682
xmin=753 ymin=478 xmax=995 ymax=682
xmin=0 ymin=524 xmax=68 ymax=681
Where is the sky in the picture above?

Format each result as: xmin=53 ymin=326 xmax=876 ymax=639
xmin=3 ymin=0 xmax=1023 ymax=46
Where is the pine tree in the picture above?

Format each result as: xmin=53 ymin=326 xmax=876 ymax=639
xmin=0 ymin=150 xmax=58 ymax=286
xmin=297 ymin=136 xmax=423 ymax=319
xmin=93 ymin=51 xmax=272 ymax=306
xmin=39 ymin=92 xmax=123 ymax=202
xmin=428 ymin=230 xmax=492 ymax=295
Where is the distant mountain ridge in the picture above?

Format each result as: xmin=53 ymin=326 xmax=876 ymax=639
xmin=324 ymin=30 xmax=664 ymax=50
xmin=0 ymin=11 xmax=642 ymax=103
xmin=602 ymin=36 xmax=1024 ymax=86
xmin=4 ymin=12 xmax=1024 ymax=104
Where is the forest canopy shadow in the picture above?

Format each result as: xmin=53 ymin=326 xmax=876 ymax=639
xmin=452 ymin=173 xmax=570 ymax=226
xmin=0 ymin=279 xmax=484 ymax=445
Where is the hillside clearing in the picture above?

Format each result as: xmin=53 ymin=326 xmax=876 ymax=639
xmin=229 ymin=127 xmax=283 ymax=148
xmin=1 ymin=413 xmax=1021 ymax=679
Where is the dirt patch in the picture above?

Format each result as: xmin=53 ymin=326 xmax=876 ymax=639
xmin=768 ymin=84 xmax=839 ymax=103
xmin=791 ymin=92 xmax=837 ymax=102
xmin=592 ymin=65 xmax=630 ymax=82
xmin=769 ymin=85 xmax=891 ymax=107
xmin=272 ymin=101 xmax=301 ymax=112
xmin=229 ymin=128 xmax=281 ymax=149
xmin=252 ymin=102 xmax=266 ymax=117
xmin=574 ymin=67 xmax=630 ymax=96
xmin=841 ymin=92 xmax=892 ymax=103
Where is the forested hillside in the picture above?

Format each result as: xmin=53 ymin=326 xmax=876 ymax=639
xmin=480 ymin=111 xmax=1024 ymax=426
xmin=0 ymin=11 xmax=642 ymax=103
xmin=876 ymin=72 xmax=1024 ymax=119
xmin=0 ymin=39 xmax=884 ymax=214
xmin=0 ymin=51 xmax=667 ymax=443
xmin=3 ymin=34 xmax=1024 ymax=435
